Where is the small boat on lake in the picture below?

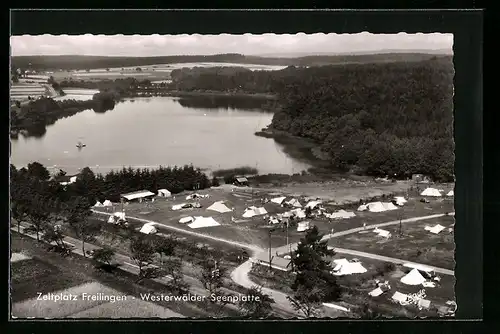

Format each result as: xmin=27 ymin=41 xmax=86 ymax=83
xmin=76 ymin=141 xmax=86 ymax=149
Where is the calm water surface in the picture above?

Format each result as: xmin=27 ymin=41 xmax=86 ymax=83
xmin=11 ymin=94 xmax=311 ymax=175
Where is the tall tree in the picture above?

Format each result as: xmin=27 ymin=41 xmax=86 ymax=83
xmin=287 ymin=226 xmax=341 ymax=318
xmin=26 ymin=162 xmax=50 ymax=181
xmin=25 ymin=196 xmax=50 ymax=241
xmin=200 ymin=257 xmax=227 ymax=296
xmin=129 ymin=235 xmax=162 ymax=283
xmin=67 ymin=196 xmax=100 ymax=256
xmin=163 ymin=257 xmax=189 ymax=293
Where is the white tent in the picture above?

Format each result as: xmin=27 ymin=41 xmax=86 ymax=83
xmin=107 ymin=216 xmax=115 ymax=224
xmin=357 ymin=204 xmax=368 ymax=211
xmin=305 ymin=201 xmax=322 ymax=209
xmin=286 ymin=198 xmax=302 ymax=208
xmin=139 ymin=223 xmax=157 ymax=234
xmin=188 ymin=216 xmax=221 ymax=229
xmin=269 ymin=217 xmax=280 ymax=225
xmin=93 ymin=201 xmax=103 ymax=207
xmin=400 ymin=268 xmax=426 ymax=286
xmin=271 ymin=197 xmax=287 ymax=205
xmin=186 ymin=193 xmax=209 ymax=200
xmin=424 ymin=224 xmax=446 ymax=234
xmin=332 ymin=259 xmax=368 ymax=276
xmin=446 ymin=190 xmax=454 ymax=197
xmin=382 ymin=202 xmax=398 ymax=211
xmin=207 ymin=201 xmax=232 ymax=213
xmin=394 ymin=196 xmax=407 ymax=206
xmin=172 ymin=203 xmax=191 ymax=211
xmin=158 ymin=189 xmax=172 ymax=197
xmin=179 ymin=216 xmax=194 ymax=224
xmin=297 ymin=221 xmax=310 ymax=232
xmin=242 ymin=206 xmax=268 ymax=218
xmin=113 ymin=212 xmax=126 ymax=221
xmin=291 ymin=208 xmax=306 ymax=218
xmin=392 ymin=291 xmax=409 ymax=305
xmin=102 ymin=200 xmax=113 ymax=207
xmin=373 ymin=228 xmax=392 ymax=238
xmin=327 ymin=210 xmax=356 ymax=220
xmin=420 ymin=187 xmax=442 ymax=197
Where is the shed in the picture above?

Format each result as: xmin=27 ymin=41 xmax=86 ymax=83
xmin=121 ymin=190 xmax=155 ymax=201
xmin=234 ymin=176 xmax=249 ymax=186
xmin=251 ymin=251 xmax=291 ymax=272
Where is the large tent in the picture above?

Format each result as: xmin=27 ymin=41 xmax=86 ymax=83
xmin=424 ymin=224 xmax=446 ymax=234
xmin=207 ymin=201 xmax=232 ymax=213
xmin=394 ymin=196 xmax=407 ymax=206
xmin=446 ymin=190 xmax=454 ymax=197
xmin=188 ymin=216 xmax=221 ymax=229
xmin=139 ymin=223 xmax=157 ymax=234
xmin=157 ymin=189 xmax=172 ymax=197
xmin=113 ymin=212 xmax=126 ymax=221
xmin=359 ymin=202 xmax=398 ymax=213
xmin=400 ymin=268 xmax=426 ymax=286
xmin=332 ymin=259 xmax=368 ymax=276
xmin=327 ymin=210 xmax=356 ymax=220
xmin=270 ymin=197 xmax=287 ymax=205
xmin=305 ymin=201 xmax=322 ymax=209
xmin=102 ymin=200 xmax=113 ymax=207
xmin=420 ymin=188 xmax=442 ymax=197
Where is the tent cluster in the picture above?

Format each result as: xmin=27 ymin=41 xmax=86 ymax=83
xmin=94 ymin=200 xmax=113 ymax=207
xmin=107 ymin=211 xmax=126 ymax=224
xmin=331 ymin=258 xmax=368 ymax=276
xmin=391 ymin=289 xmax=431 ymax=310
xmin=368 ymin=280 xmax=392 ymax=297
xmin=358 ymin=201 xmax=398 ymax=213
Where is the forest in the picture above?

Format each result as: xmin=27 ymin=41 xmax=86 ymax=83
xmin=11 ymin=53 xmax=441 ymax=70
xmin=170 ymin=56 xmax=455 ymax=181
xmin=10 ymin=162 xmax=211 ymax=206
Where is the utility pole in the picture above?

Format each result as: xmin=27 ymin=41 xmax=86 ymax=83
xmin=398 ymin=212 xmax=403 ymax=236
xmin=268 ymin=228 xmax=274 ymax=271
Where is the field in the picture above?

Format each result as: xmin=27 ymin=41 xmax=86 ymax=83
xmin=249 ymin=252 xmax=455 ymax=318
xmin=9 ymin=233 xmax=215 ymax=318
xmin=331 ymin=216 xmax=455 ymax=270
xmin=93 ymin=183 xmax=454 ymax=252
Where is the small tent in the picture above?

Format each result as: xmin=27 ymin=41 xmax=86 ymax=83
xmin=188 ymin=216 xmax=220 ymax=229
xmin=291 ymin=208 xmax=306 ymax=218
xmin=102 ymin=200 xmax=113 ymax=207
xmin=424 ymin=224 xmax=446 ymax=234
xmin=373 ymin=228 xmax=391 ymax=238
xmin=392 ymin=292 xmax=409 ymax=305
xmin=158 ymin=189 xmax=172 ymax=197
xmin=207 ymin=201 xmax=232 ymax=213
xmin=393 ymin=196 xmax=407 ymax=206
xmin=139 ymin=223 xmax=157 ymax=234
xmin=107 ymin=216 xmax=115 ymax=224
xmin=179 ymin=216 xmax=194 ymax=224
xmin=332 ymin=259 xmax=368 ymax=276
xmin=357 ymin=204 xmax=368 ymax=212
xmin=297 ymin=221 xmax=310 ymax=232
xmin=446 ymin=190 xmax=454 ymax=197
xmin=305 ymin=201 xmax=322 ymax=209
xmin=328 ymin=210 xmax=356 ymax=220
xmin=271 ymin=197 xmax=287 ymax=205
xmin=400 ymin=268 xmax=426 ymax=286
xmin=113 ymin=211 xmax=126 ymax=221
xmin=286 ymin=198 xmax=302 ymax=208
xmin=369 ymin=287 xmax=385 ymax=297
xmin=172 ymin=203 xmax=191 ymax=211
xmin=93 ymin=201 xmax=103 ymax=207
xmin=420 ymin=188 xmax=442 ymax=197
xmin=366 ymin=202 xmax=386 ymax=212
xmin=242 ymin=206 xmax=267 ymax=218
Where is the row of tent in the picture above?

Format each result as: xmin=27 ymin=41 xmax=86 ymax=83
xmin=94 ymin=200 xmax=113 ymax=207
xmin=421 ymin=187 xmax=454 ymax=197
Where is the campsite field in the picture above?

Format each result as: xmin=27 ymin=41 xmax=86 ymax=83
xmin=249 ymin=252 xmax=455 ymax=318
xmin=10 ymin=233 xmax=214 ymax=318
xmin=330 ymin=216 xmax=455 ymax=270
xmin=93 ymin=184 xmax=454 ymax=251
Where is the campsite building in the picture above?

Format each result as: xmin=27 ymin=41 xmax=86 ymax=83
xmin=234 ymin=176 xmax=249 ymax=186
xmin=121 ymin=190 xmax=156 ymax=202
xmin=252 ymin=251 xmax=292 ymax=272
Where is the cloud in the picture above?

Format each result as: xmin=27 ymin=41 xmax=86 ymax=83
xmin=10 ymin=33 xmax=453 ymax=57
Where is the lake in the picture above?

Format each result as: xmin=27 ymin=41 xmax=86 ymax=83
xmin=10 ymin=93 xmax=311 ymax=176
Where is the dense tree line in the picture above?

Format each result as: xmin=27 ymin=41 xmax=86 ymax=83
xmin=10 ymin=93 xmax=116 ymax=137
xmin=12 ymin=53 xmax=443 ymax=70
xmin=170 ymin=57 xmax=454 ymax=181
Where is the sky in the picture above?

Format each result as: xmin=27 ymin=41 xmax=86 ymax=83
xmin=10 ymin=33 xmax=453 ymax=57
